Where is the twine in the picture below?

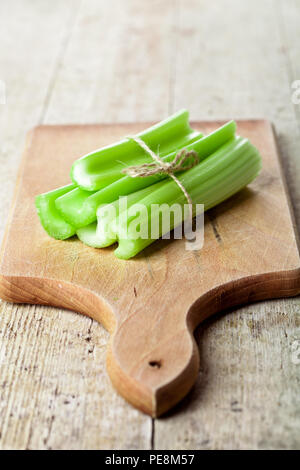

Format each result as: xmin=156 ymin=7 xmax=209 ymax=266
xmin=122 ymin=135 xmax=199 ymax=217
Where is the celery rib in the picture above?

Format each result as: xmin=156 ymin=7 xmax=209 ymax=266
xmin=76 ymin=183 xmax=166 ymax=247
xmin=113 ymin=137 xmax=262 ymax=259
xmin=71 ymin=109 xmax=201 ymax=191
xmin=76 ymin=136 xmax=262 ymax=258
xmin=34 ymin=112 xmax=262 ymax=259
xmin=35 ymin=184 xmax=76 ymax=240
xmin=56 ymin=120 xmax=236 ymax=229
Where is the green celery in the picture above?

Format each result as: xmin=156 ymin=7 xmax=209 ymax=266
xmin=76 ymin=183 xmax=165 ymax=248
xmin=115 ymin=137 xmax=262 ymax=259
xmin=78 ymin=137 xmax=261 ymax=259
xmin=56 ymin=121 xmax=236 ymax=228
xmin=70 ymin=109 xmax=201 ymax=191
xmin=35 ymin=184 xmax=76 ymax=239
xmin=56 ymin=130 xmax=202 ymax=228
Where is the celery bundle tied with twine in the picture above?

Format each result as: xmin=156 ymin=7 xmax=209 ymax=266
xmin=122 ymin=135 xmax=199 ymax=216
xmin=35 ymin=110 xmax=262 ymax=259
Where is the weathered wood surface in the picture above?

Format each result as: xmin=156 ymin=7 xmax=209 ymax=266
xmin=0 ymin=0 xmax=299 ymax=450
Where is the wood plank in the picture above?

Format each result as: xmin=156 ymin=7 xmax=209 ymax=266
xmin=155 ymin=298 xmax=300 ymax=450
xmin=278 ymin=0 xmax=300 ymax=138
xmin=0 ymin=0 xmax=86 ymax=450
xmin=0 ymin=301 xmax=150 ymax=450
xmin=44 ymin=0 xmax=175 ymax=124
xmin=155 ymin=0 xmax=300 ymax=449
xmin=40 ymin=0 xmax=176 ymax=448
xmin=0 ymin=0 xmax=80 ymax=243
xmin=0 ymin=0 xmax=177 ymax=449
xmin=172 ymin=0 xmax=300 ymax=230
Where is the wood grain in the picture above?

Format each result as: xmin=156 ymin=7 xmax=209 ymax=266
xmin=0 ymin=119 xmax=299 ymax=418
xmin=0 ymin=0 xmax=300 ymax=450
xmin=0 ymin=0 xmax=156 ymax=450
xmin=156 ymin=0 xmax=300 ymax=449
xmin=0 ymin=0 xmax=80 ymax=242
xmin=155 ymin=297 xmax=300 ymax=450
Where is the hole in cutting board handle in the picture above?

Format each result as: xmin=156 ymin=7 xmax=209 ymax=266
xmin=148 ymin=360 xmax=162 ymax=369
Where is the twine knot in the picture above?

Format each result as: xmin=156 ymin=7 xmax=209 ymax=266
xmin=122 ymin=135 xmax=199 ymax=215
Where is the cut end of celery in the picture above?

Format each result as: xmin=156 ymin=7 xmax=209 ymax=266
xmin=113 ymin=240 xmax=138 ymax=260
xmin=76 ymin=222 xmax=116 ymax=248
xmin=35 ymin=195 xmax=76 ymax=240
xmin=55 ymin=187 xmax=98 ymax=228
xmin=70 ymin=164 xmax=98 ymax=192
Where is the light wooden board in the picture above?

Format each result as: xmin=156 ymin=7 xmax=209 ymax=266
xmin=0 ymin=119 xmax=299 ymax=418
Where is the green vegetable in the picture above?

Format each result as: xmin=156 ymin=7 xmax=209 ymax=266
xmin=78 ymin=136 xmax=261 ymax=259
xmin=56 ymin=121 xmax=236 ymax=228
xmin=35 ymin=109 xmax=262 ymax=261
xmin=70 ymin=109 xmax=202 ymax=191
xmin=76 ymin=182 xmax=166 ymax=248
xmin=55 ymin=131 xmax=202 ymax=229
xmin=35 ymin=184 xmax=76 ymax=239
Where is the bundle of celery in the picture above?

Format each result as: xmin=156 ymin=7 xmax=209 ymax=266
xmin=35 ymin=110 xmax=262 ymax=259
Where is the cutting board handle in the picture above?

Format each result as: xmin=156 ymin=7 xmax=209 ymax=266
xmin=1 ymin=269 xmax=300 ymax=417
xmin=107 ymin=308 xmax=200 ymax=417
xmin=106 ymin=270 xmax=300 ymax=417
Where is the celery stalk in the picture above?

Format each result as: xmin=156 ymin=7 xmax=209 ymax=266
xmin=56 ymin=131 xmax=202 ymax=229
xmin=76 ymin=183 xmax=165 ymax=247
xmin=35 ymin=184 xmax=76 ymax=239
xmin=56 ymin=121 xmax=236 ymax=228
xmin=71 ymin=109 xmax=201 ymax=191
xmin=99 ymin=137 xmax=262 ymax=259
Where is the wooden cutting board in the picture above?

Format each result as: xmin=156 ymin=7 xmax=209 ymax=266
xmin=1 ymin=120 xmax=300 ymax=417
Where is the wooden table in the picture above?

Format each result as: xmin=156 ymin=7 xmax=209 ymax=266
xmin=0 ymin=0 xmax=299 ymax=450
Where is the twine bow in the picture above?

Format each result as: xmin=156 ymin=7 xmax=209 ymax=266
xmin=122 ymin=135 xmax=199 ymax=216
